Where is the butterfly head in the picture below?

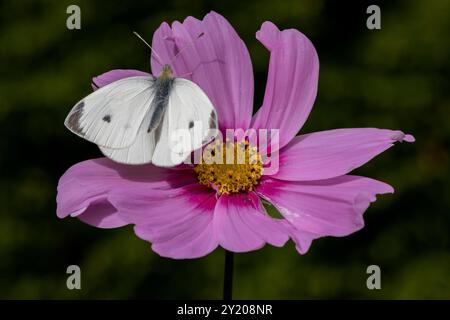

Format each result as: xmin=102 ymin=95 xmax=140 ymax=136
xmin=160 ymin=64 xmax=173 ymax=79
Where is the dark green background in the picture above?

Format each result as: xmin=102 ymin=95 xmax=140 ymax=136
xmin=0 ymin=0 xmax=448 ymax=299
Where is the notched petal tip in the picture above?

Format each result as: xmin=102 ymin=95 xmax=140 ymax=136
xmin=351 ymin=180 xmax=394 ymax=225
xmin=159 ymin=21 xmax=171 ymax=29
xmin=404 ymin=134 xmax=415 ymax=143
xmin=256 ymin=21 xmax=280 ymax=50
xmin=370 ymin=179 xmax=395 ymax=195
xmin=171 ymin=20 xmax=183 ymax=29
xmin=384 ymin=184 xmax=395 ymax=194
xmin=68 ymin=206 xmax=88 ymax=218
xmin=252 ymin=21 xmax=319 ymax=149
xmin=206 ymin=10 xmax=222 ymax=19
xmin=391 ymin=130 xmax=415 ymax=143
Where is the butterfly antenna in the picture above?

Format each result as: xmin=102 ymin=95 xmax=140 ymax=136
xmin=169 ymin=32 xmax=205 ymax=65
xmin=133 ymin=31 xmax=164 ymax=67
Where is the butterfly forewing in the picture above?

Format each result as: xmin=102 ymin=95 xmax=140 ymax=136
xmin=65 ymin=76 xmax=156 ymax=149
xmin=152 ymin=78 xmax=218 ymax=167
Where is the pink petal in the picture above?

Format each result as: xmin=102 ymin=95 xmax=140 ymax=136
xmin=251 ymin=21 xmax=319 ymax=149
xmin=279 ymin=220 xmax=319 ymax=255
xmin=77 ymin=201 xmax=125 ymax=229
xmin=150 ymin=22 xmax=178 ymax=74
xmin=256 ymin=176 xmax=393 ymax=237
xmin=110 ymin=184 xmax=211 ymax=226
xmin=56 ymin=158 xmax=194 ymax=228
xmin=111 ymin=183 xmax=218 ymax=259
xmin=151 ymin=11 xmax=254 ymax=131
xmin=91 ymin=69 xmax=150 ymax=89
xmin=213 ymin=192 xmax=289 ymax=253
xmin=272 ymin=128 xmax=415 ymax=181
xmin=135 ymin=191 xmax=217 ymax=259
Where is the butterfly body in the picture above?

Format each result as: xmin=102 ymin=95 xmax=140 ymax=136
xmin=147 ymin=66 xmax=174 ymax=133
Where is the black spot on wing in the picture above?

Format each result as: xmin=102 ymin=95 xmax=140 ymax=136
xmin=102 ymin=114 xmax=111 ymax=123
xmin=74 ymin=101 xmax=84 ymax=112
xmin=189 ymin=121 xmax=194 ymax=129
xmin=67 ymin=101 xmax=85 ymax=134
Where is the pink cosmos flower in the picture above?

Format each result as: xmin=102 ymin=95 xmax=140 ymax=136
xmin=57 ymin=12 xmax=414 ymax=259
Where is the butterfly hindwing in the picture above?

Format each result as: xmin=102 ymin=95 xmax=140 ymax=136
xmin=98 ymin=76 xmax=173 ymax=165
xmin=99 ymin=110 xmax=157 ymax=164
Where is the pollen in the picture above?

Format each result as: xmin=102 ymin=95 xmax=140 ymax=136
xmin=195 ymin=140 xmax=263 ymax=194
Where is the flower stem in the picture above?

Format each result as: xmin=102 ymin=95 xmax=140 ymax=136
xmin=223 ymin=250 xmax=234 ymax=300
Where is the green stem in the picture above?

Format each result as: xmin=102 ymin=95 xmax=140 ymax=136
xmin=223 ymin=250 xmax=234 ymax=300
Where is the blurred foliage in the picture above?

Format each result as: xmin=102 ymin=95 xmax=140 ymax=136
xmin=0 ymin=0 xmax=449 ymax=299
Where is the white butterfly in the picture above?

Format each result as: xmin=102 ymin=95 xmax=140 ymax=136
xmin=65 ymin=64 xmax=218 ymax=167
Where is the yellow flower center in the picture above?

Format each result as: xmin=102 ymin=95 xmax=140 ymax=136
xmin=195 ymin=140 xmax=263 ymax=194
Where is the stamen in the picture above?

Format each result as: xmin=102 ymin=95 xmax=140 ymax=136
xmin=195 ymin=141 xmax=263 ymax=194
